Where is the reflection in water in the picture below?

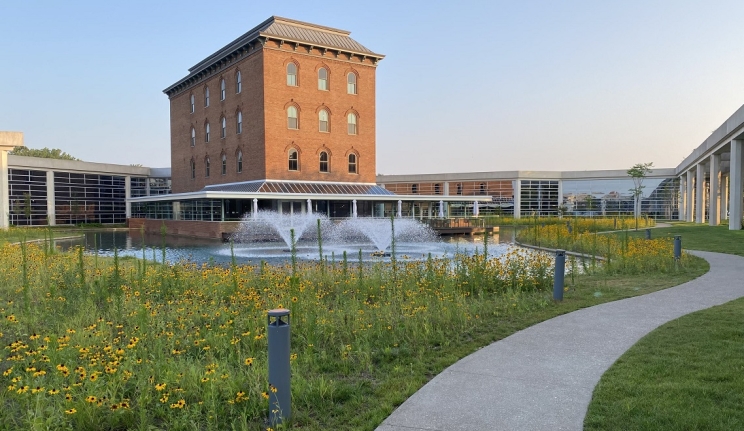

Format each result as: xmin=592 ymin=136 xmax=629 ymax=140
xmin=53 ymin=229 xmax=515 ymax=266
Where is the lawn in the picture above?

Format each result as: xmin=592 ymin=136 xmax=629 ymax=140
xmin=606 ymin=222 xmax=744 ymax=256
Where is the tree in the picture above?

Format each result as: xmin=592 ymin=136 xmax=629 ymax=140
xmin=627 ymin=162 xmax=653 ymax=230
xmin=9 ymin=146 xmax=79 ymax=161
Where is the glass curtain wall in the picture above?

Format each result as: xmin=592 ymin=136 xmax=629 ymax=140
xmin=54 ymin=173 xmax=126 ymax=224
xmin=8 ymin=169 xmax=48 ymax=226
xmin=562 ymin=177 xmax=678 ymax=220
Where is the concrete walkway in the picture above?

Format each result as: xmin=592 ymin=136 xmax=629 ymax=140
xmin=376 ymin=251 xmax=744 ymax=431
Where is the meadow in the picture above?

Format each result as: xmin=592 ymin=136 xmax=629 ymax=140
xmin=0 ymin=221 xmax=706 ymax=431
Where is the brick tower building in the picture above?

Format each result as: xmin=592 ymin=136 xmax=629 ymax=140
xmin=164 ymin=16 xmax=384 ymax=194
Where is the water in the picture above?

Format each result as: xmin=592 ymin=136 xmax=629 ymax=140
xmin=53 ymin=224 xmax=515 ymax=267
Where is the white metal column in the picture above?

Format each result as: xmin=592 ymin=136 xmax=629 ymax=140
xmin=686 ymin=170 xmax=694 ymax=222
xmin=709 ymin=154 xmax=720 ymax=226
xmin=730 ymin=140 xmax=743 ymax=230
xmin=695 ymin=164 xmax=705 ymax=223
xmin=46 ymin=171 xmax=55 ymax=226
xmin=513 ymin=180 xmax=521 ymax=219
xmin=679 ymin=175 xmax=686 ymax=221
xmin=721 ymin=174 xmax=729 ymax=220
xmin=125 ymin=176 xmax=132 ymax=219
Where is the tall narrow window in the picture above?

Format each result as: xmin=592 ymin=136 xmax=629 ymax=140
xmin=318 ymin=68 xmax=328 ymax=90
xmin=480 ymin=183 xmax=487 ymax=195
xmin=220 ymin=79 xmax=226 ymax=100
xmin=221 ymin=154 xmax=227 ymax=175
xmin=288 ymin=149 xmax=298 ymax=171
xmin=287 ymin=63 xmax=297 ymax=86
xmin=411 ymin=183 xmax=418 ymax=194
xmin=190 ymin=159 xmax=195 ymax=179
xmin=237 ymin=150 xmax=243 ymax=173
xmin=435 ymin=184 xmax=441 ymax=195
xmin=190 ymin=94 xmax=195 ymax=113
xmin=348 ymin=154 xmax=357 ymax=174
xmin=236 ymin=111 xmax=243 ymax=134
xmin=287 ymin=106 xmax=298 ymax=129
xmin=457 ymin=183 xmax=463 ymax=195
xmin=236 ymin=71 xmax=242 ymax=93
xmin=205 ymin=122 xmax=210 ymax=142
xmin=205 ymin=157 xmax=211 ymax=178
xmin=347 ymin=113 xmax=357 ymax=135
xmin=221 ymin=117 xmax=226 ymax=139
xmin=190 ymin=127 xmax=196 ymax=147
xmin=204 ymin=87 xmax=210 ymax=107
xmin=319 ymin=109 xmax=329 ymax=132
xmin=347 ymin=73 xmax=357 ymax=94
xmin=319 ymin=151 xmax=329 ymax=173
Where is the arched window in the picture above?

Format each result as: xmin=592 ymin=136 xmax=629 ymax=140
xmin=236 ymin=71 xmax=242 ymax=93
xmin=287 ymin=106 xmax=298 ymax=129
xmin=287 ymin=63 xmax=297 ymax=86
xmin=221 ymin=117 xmax=226 ymax=139
xmin=190 ymin=159 xmax=195 ymax=179
xmin=348 ymin=153 xmax=357 ymax=174
xmin=220 ymin=79 xmax=226 ymax=100
xmin=347 ymin=73 xmax=357 ymax=94
xmin=204 ymin=87 xmax=210 ymax=107
xmin=221 ymin=154 xmax=227 ymax=175
xmin=319 ymin=151 xmax=329 ymax=173
xmin=411 ymin=183 xmax=418 ymax=194
xmin=190 ymin=127 xmax=196 ymax=147
xmin=319 ymin=109 xmax=329 ymax=132
xmin=205 ymin=157 xmax=211 ymax=178
xmin=236 ymin=111 xmax=243 ymax=134
xmin=237 ymin=150 xmax=243 ymax=173
xmin=190 ymin=94 xmax=195 ymax=113
xmin=318 ymin=68 xmax=328 ymax=90
xmin=205 ymin=122 xmax=210 ymax=142
xmin=288 ymin=149 xmax=298 ymax=171
xmin=347 ymin=113 xmax=357 ymax=135
xmin=480 ymin=183 xmax=487 ymax=195
xmin=435 ymin=184 xmax=441 ymax=195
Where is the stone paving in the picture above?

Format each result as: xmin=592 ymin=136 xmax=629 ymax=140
xmin=376 ymin=251 xmax=744 ymax=431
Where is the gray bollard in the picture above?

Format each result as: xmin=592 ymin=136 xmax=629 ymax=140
xmin=267 ymin=309 xmax=291 ymax=426
xmin=567 ymin=222 xmax=572 ymax=234
xmin=674 ymin=235 xmax=682 ymax=260
xmin=613 ymin=218 xmax=617 ymax=229
xmin=553 ymin=250 xmax=566 ymax=301
xmin=645 ymin=228 xmax=651 ymax=240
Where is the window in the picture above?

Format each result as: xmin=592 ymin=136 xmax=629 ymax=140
xmin=237 ymin=150 xmax=243 ymax=173
xmin=319 ymin=151 xmax=329 ymax=173
xmin=318 ymin=67 xmax=328 ymax=90
xmin=287 ymin=63 xmax=297 ymax=86
xmin=348 ymin=153 xmax=357 ymax=174
xmin=319 ymin=109 xmax=329 ymax=132
xmin=220 ymin=79 xmax=226 ymax=100
xmin=411 ymin=183 xmax=418 ymax=194
xmin=204 ymin=87 xmax=210 ymax=107
xmin=190 ymin=159 xmax=195 ymax=179
xmin=221 ymin=154 xmax=227 ymax=175
xmin=457 ymin=183 xmax=463 ymax=195
xmin=435 ymin=184 xmax=441 ymax=195
xmin=288 ymin=149 xmax=298 ymax=171
xmin=347 ymin=113 xmax=357 ymax=135
xmin=221 ymin=117 xmax=226 ymax=139
xmin=236 ymin=71 xmax=242 ymax=93
xmin=236 ymin=111 xmax=242 ymax=134
xmin=205 ymin=122 xmax=210 ymax=142
xmin=205 ymin=157 xmax=210 ymax=178
xmin=287 ymin=106 xmax=298 ymax=129
xmin=190 ymin=94 xmax=195 ymax=113
xmin=480 ymin=183 xmax=487 ymax=195
xmin=347 ymin=73 xmax=357 ymax=94
xmin=190 ymin=127 xmax=196 ymax=147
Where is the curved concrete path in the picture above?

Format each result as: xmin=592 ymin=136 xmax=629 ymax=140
xmin=376 ymin=251 xmax=744 ymax=431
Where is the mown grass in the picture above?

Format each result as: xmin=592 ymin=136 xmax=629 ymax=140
xmin=606 ymin=222 xmax=744 ymax=257
xmin=584 ymin=297 xmax=744 ymax=431
xmin=0 ymin=224 xmax=708 ymax=431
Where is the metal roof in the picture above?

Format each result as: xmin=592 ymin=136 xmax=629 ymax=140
xmin=202 ymin=180 xmax=395 ymax=196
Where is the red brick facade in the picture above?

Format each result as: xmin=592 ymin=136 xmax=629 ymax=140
xmin=167 ymin=18 xmax=381 ymax=194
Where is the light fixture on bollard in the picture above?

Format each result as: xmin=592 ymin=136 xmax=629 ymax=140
xmin=674 ymin=235 xmax=682 ymax=260
xmin=554 ymin=250 xmax=566 ymax=301
xmin=267 ymin=308 xmax=291 ymax=426
xmin=645 ymin=228 xmax=651 ymax=240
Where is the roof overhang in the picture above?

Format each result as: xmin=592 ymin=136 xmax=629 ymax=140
xmin=128 ymin=191 xmax=493 ymax=204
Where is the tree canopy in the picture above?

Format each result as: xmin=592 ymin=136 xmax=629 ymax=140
xmin=9 ymin=146 xmax=79 ymax=161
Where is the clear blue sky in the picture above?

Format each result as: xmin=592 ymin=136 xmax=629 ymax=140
xmin=2 ymin=0 xmax=744 ymax=174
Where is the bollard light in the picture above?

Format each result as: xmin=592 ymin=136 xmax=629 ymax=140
xmin=645 ymin=228 xmax=651 ymax=240
xmin=674 ymin=235 xmax=682 ymax=260
xmin=554 ymin=250 xmax=566 ymax=301
xmin=267 ymin=309 xmax=291 ymax=426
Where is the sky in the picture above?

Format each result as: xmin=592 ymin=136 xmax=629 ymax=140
xmin=2 ymin=1 xmax=744 ymax=175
